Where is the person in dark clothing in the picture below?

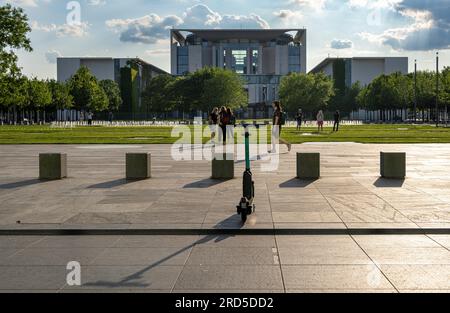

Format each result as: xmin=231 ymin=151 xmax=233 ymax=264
xmin=219 ymin=106 xmax=230 ymax=144
xmin=209 ymin=107 xmax=219 ymax=145
xmin=271 ymin=101 xmax=291 ymax=153
xmin=333 ymin=110 xmax=341 ymax=132
xmin=296 ymin=109 xmax=303 ymax=130
xmin=226 ymin=108 xmax=236 ymax=143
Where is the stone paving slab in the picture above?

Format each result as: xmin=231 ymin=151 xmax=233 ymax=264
xmin=1 ymin=144 xmax=450 ymax=230
xmin=0 ymin=234 xmax=448 ymax=292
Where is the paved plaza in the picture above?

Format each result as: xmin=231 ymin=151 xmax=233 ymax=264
xmin=1 ymin=143 xmax=450 ymax=292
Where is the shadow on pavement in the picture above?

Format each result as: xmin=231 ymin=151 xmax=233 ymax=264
xmin=0 ymin=179 xmax=46 ymax=189
xmin=83 ymin=216 xmax=240 ymax=289
xmin=88 ymin=179 xmax=140 ymax=189
xmin=279 ymin=178 xmax=317 ymax=188
xmin=183 ymin=178 xmax=232 ymax=189
xmin=373 ymin=178 xmax=405 ymax=188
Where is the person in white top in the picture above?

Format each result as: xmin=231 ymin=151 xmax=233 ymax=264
xmin=317 ymin=110 xmax=324 ymax=132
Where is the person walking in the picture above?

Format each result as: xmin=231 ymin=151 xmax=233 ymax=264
xmin=108 ymin=111 xmax=114 ymax=124
xmin=219 ymin=106 xmax=230 ymax=144
xmin=209 ymin=107 xmax=219 ymax=145
xmin=87 ymin=111 xmax=93 ymax=126
xmin=296 ymin=109 xmax=303 ymax=131
xmin=226 ymin=107 xmax=236 ymax=143
xmin=271 ymin=101 xmax=292 ymax=153
xmin=333 ymin=110 xmax=341 ymax=132
xmin=317 ymin=110 xmax=324 ymax=132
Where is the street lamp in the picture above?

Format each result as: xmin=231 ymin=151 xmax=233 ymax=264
xmin=436 ymin=52 xmax=439 ymax=127
xmin=414 ymin=59 xmax=417 ymax=123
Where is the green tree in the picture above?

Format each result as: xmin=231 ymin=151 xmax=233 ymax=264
xmin=341 ymin=82 xmax=363 ymax=114
xmin=279 ymin=72 xmax=334 ymax=115
xmin=0 ymin=75 xmax=27 ymax=122
xmin=47 ymin=79 xmax=73 ymax=111
xmin=175 ymin=67 xmax=247 ymax=113
xmin=68 ymin=66 xmax=108 ymax=112
xmin=142 ymin=74 xmax=176 ymax=117
xmin=25 ymin=78 xmax=51 ymax=110
xmin=201 ymin=68 xmax=247 ymax=111
xmin=99 ymin=79 xmax=123 ymax=112
xmin=0 ymin=4 xmax=32 ymax=76
xmin=439 ymin=67 xmax=449 ymax=109
xmin=356 ymin=72 xmax=413 ymax=121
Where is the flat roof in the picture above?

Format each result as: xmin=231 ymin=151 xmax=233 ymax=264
xmin=57 ymin=57 xmax=168 ymax=74
xmin=172 ymin=28 xmax=306 ymax=43
xmin=309 ymin=57 xmax=408 ymax=73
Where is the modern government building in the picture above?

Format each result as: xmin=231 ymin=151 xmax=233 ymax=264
xmin=56 ymin=28 xmax=408 ymax=120
xmin=170 ymin=29 xmax=307 ymax=118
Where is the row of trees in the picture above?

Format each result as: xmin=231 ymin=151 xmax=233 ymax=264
xmin=142 ymin=67 xmax=248 ymax=117
xmin=357 ymin=69 xmax=450 ymax=121
xmin=278 ymin=68 xmax=450 ymax=120
xmin=0 ymin=67 xmax=122 ymax=123
xmin=0 ymin=4 xmax=122 ymax=124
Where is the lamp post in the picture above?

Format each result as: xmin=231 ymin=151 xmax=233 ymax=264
xmin=436 ymin=52 xmax=439 ymax=127
xmin=414 ymin=59 xmax=417 ymax=123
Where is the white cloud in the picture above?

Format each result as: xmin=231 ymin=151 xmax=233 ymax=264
xmin=32 ymin=21 xmax=90 ymax=37
xmin=146 ymin=49 xmax=170 ymax=56
xmin=45 ymin=50 xmax=61 ymax=64
xmin=347 ymin=0 xmax=402 ymax=10
xmin=330 ymin=39 xmax=353 ymax=49
xmin=5 ymin=0 xmax=38 ymax=7
xmin=274 ymin=9 xmax=303 ymax=20
xmin=106 ymin=4 xmax=270 ymax=44
xmin=106 ymin=15 xmax=183 ymax=44
xmin=291 ymin=0 xmax=328 ymax=11
xmin=88 ymin=0 xmax=106 ymax=5
xmin=359 ymin=0 xmax=450 ymax=51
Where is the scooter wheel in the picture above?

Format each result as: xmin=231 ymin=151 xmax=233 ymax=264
xmin=241 ymin=212 xmax=248 ymax=223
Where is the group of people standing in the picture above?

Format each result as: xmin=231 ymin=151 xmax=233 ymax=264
xmin=208 ymin=102 xmax=342 ymax=152
xmin=208 ymin=106 xmax=236 ymax=145
xmin=296 ymin=109 xmax=341 ymax=132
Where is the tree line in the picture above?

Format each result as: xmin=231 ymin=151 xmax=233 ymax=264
xmin=0 ymin=4 xmax=122 ymax=124
xmin=278 ymin=68 xmax=450 ymax=121
xmin=0 ymin=67 xmax=122 ymax=124
xmin=141 ymin=67 xmax=248 ymax=118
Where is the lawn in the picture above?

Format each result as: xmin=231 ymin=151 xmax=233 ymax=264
xmin=0 ymin=124 xmax=450 ymax=144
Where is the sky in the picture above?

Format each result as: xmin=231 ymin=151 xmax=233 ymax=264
xmin=2 ymin=0 xmax=449 ymax=79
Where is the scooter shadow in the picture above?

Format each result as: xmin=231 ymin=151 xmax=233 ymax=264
xmin=183 ymin=178 xmax=233 ymax=189
xmin=279 ymin=178 xmax=318 ymax=188
xmin=81 ymin=216 xmax=238 ymax=289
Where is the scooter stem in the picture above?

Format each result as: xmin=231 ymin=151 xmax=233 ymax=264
xmin=245 ymin=130 xmax=250 ymax=171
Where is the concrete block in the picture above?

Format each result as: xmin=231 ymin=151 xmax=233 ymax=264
xmin=126 ymin=153 xmax=151 ymax=180
xmin=381 ymin=152 xmax=406 ymax=179
xmin=39 ymin=153 xmax=67 ymax=180
xmin=297 ymin=153 xmax=320 ymax=179
xmin=212 ymin=153 xmax=234 ymax=179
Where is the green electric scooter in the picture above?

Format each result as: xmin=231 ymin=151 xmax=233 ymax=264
xmin=237 ymin=124 xmax=256 ymax=223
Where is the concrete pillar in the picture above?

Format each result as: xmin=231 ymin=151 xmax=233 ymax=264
xmin=212 ymin=153 xmax=234 ymax=179
xmin=39 ymin=153 xmax=67 ymax=180
xmin=246 ymin=48 xmax=252 ymax=74
xmin=126 ymin=153 xmax=152 ymax=180
xmin=297 ymin=153 xmax=320 ymax=179
xmin=258 ymin=46 xmax=263 ymax=74
xmin=380 ymin=152 xmax=406 ymax=179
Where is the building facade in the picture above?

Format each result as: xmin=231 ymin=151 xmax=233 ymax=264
xmin=57 ymin=57 xmax=167 ymax=119
xmin=170 ymin=29 xmax=307 ymax=118
xmin=309 ymin=57 xmax=409 ymax=87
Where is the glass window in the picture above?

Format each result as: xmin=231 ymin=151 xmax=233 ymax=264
xmin=251 ymin=50 xmax=259 ymax=74
xmin=231 ymin=50 xmax=247 ymax=74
